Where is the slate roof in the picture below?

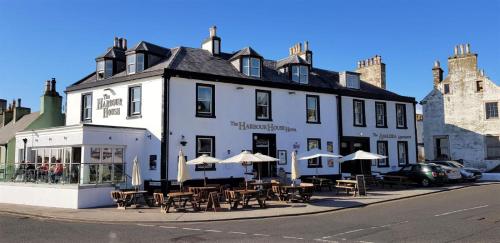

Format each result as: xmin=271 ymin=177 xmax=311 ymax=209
xmin=0 ymin=112 xmax=40 ymax=145
xmin=96 ymin=47 xmax=125 ymax=61
xmin=127 ymin=41 xmax=170 ymax=57
xmin=229 ymin=47 xmax=262 ymax=60
xmin=66 ymin=42 xmax=415 ymax=102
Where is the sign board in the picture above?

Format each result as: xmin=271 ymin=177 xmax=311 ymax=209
xmin=230 ymin=121 xmax=297 ymax=132
xmin=356 ymin=175 xmax=367 ymax=196
xmin=205 ymin=192 xmax=221 ymax=212
xmin=96 ymin=93 xmax=123 ymax=118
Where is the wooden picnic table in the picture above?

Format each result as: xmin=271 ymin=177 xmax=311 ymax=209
xmin=306 ymin=177 xmax=334 ymax=191
xmin=122 ymin=190 xmax=148 ymax=207
xmin=281 ymin=185 xmax=313 ymax=202
xmin=234 ymin=189 xmax=265 ymax=208
xmin=165 ymin=192 xmax=198 ymax=213
xmin=335 ymin=180 xmax=358 ymax=196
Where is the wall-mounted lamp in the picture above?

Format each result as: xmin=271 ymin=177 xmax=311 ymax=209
xmin=288 ymin=91 xmax=296 ymax=95
xmin=180 ymin=135 xmax=187 ymax=147
xmin=147 ymin=134 xmax=152 ymax=140
xmin=109 ymin=136 xmax=112 ymax=140
xmin=22 ymin=138 xmax=28 ymax=162
xmin=236 ymin=86 xmax=244 ymax=90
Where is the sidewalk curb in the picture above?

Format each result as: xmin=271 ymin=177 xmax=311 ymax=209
xmin=0 ymin=182 xmax=498 ymax=224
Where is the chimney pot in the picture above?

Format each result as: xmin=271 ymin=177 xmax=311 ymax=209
xmin=434 ymin=60 xmax=440 ymax=68
xmin=51 ymin=78 xmax=56 ymax=93
xmin=122 ymin=38 xmax=127 ymax=50
xmin=209 ymin=26 xmax=217 ymax=37
xmin=459 ymin=44 xmax=464 ymax=55
xmin=114 ymin=37 xmax=119 ymax=47
xmin=304 ymin=41 xmax=309 ymax=51
xmin=17 ymin=99 xmax=21 ymax=107
xmin=45 ymin=80 xmax=51 ymax=94
xmin=465 ymin=43 xmax=470 ymax=54
xmin=454 ymin=46 xmax=459 ymax=56
xmin=12 ymin=99 xmax=16 ymax=108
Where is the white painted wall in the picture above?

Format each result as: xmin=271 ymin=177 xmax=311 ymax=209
xmin=168 ymin=77 xmax=340 ymax=181
xmin=341 ymin=96 xmax=417 ymax=173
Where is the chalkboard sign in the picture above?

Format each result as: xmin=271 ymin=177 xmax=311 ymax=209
xmin=206 ymin=192 xmax=221 ymax=212
xmin=356 ymin=175 xmax=367 ymax=196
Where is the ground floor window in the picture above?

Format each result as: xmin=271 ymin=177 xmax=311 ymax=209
xmin=397 ymin=141 xmax=409 ymax=166
xmin=195 ymin=136 xmax=216 ymax=171
xmin=485 ymin=136 xmax=500 ymax=159
xmin=82 ymin=146 xmax=125 ymax=184
xmin=307 ymin=138 xmax=322 ymax=168
xmin=377 ymin=141 xmax=389 ymax=167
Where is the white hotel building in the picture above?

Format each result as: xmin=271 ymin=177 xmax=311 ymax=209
xmin=2 ymin=27 xmax=417 ymax=208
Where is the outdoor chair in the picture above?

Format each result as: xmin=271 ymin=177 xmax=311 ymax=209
xmin=223 ymin=190 xmax=242 ymax=210
xmin=299 ymin=183 xmax=314 ymax=202
xmin=153 ymin=192 xmax=168 ymax=213
xmin=272 ymin=185 xmax=287 ymax=202
xmin=110 ymin=191 xmax=128 ymax=209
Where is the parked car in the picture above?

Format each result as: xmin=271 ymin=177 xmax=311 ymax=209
xmin=429 ymin=161 xmax=462 ymax=181
xmin=385 ymin=163 xmax=447 ymax=187
xmin=431 ymin=160 xmax=482 ymax=182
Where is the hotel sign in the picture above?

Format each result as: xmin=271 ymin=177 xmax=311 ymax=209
xmin=230 ymin=121 xmax=297 ymax=132
xmin=97 ymin=94 xmax=122 ymax=118
xmin=373 ymin=133 xmax=412 ymax=140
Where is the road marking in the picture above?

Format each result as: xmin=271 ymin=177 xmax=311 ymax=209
xmin=434 ymin=205 xmax=489 ymax=217
xmin=204 ymin=229 xmax=222 ymax=233
xmin=253 ymin=233 xmax=270 ymax=237
xmin=182 ymin=227 xmax=201 ymax=231
xmin=283 ymin=236 xmax=304 ymax=240
xmin=314 ymin=239 xmax=339 ymax=243
xmin=333 ymin=228 xmax=365 ymax=236
xmin=358 ymin=241 xmax=374 ymax=243
xmin=228 ymin=231 xmax=247 ymax=235
xmin=136 ymin=224 xmax=155 ymax=227
xmin=159 ymin=226 xmax=178 ymax=229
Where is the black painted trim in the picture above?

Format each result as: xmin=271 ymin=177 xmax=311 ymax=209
xmin=127 ymin=85 xmax=142 ymax=118
xmin=160 ymin=75 xmax=170 ymax=192
xmin=375 ymin=101 xmax=388 ymax=128
xmin=80 ymin=92 xmax=92 ymax=122
xmin=376 ymin=140 xmax=389 ymax=167
xmin=306 ymin=94 xmax=321 ymax=124
xmin=255 ymin=89 xmax=272 ymax=121
xmin=195 ymin=135 xmax=216 ymax=171
xmin=413 ymin=103 xmax=418 ymax=163
xmin=396 ymin=103 xmax=408 ymax=129
xmin=307 ymin=138 xmax=322 ymax=168
xmin=397 ymin=141 xmax=409 ymax=166
xmin=195 ymin=83 xmax=216 ymax=118
xmin=353 ymin=99 xmax=366 ymax=127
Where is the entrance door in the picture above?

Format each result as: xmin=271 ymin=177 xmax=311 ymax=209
xmin=340 ymin=136 xmax=371 ymax=175
xmin=252 ymin=133 xmax=277 ymax=178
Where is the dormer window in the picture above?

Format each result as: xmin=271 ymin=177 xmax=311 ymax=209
xmin=242 ymin=57 xmax=261 ymax=78
xmin=96 ymin=60 xmax=113 ymax=80
xmin=127 ymin=53 xmax=145 ymax=75
xmin=291 ymin=65 xmax=308 ymax=84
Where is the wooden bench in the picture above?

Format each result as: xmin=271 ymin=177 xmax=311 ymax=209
xmin=110 ymin=191 xmax=131 ymax=209
xmin=335 ymin=180 xmax=358 ymax=196
xmin=153 ymin=192 xmax=168 ymax=213
xmin=382 ymin=175 xmax=412 ymax=188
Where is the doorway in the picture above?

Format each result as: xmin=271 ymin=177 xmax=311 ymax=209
xmin=252 ymin=133 xmax=277 ymax=178
xmin=340 ymin=136 xmax=371 ymax=175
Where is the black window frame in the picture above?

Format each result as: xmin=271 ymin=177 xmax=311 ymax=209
xmin=255 ymin=89 xmax=272 ymax=121
xmin=196 ymin=83 xmax=216 ymax=118
xmin=375 ymin=102 xmax=387 ymax=128
xmin=485 ymin=102 xmax=499 ymax=120
xmin=127 ymin=85 xmax=142 ymax=118
xmin=307 ymin=138 xmax=322 ymax=168
xmin=195 ymin=136 xmax=216 ymax=171
xmin=376 ymin=141 xmax=389 ymax=167
xmin=476 ymin=80 xmax=484 ymax=92
xmin=81 ymin=93 xmax=93 ymax=122
xmin=353 ymin=99 xmax=366 ymax=127
xmin=443 ymin=83 xmax=450 ymax=94
xmin=396 ymin=103 xmax=408 ymax=129
xmin=306 ymin=95 xmax=321 ymax=124
xmin=397 ymin=141 xmax=409 ymax=166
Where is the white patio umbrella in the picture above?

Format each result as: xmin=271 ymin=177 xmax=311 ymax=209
xmin=186 ymin=154 xmax=221 ymax=186
xmin=297 ymin=149 xmax=343 ymax=177
xmin=221 ymin=150 xmax=267 ymax=186
xmin=177 ymin=150 xmax=190 ymax=191
xmin=291 ymin=151 xmax=300 ymax=185
xmin=339 ymin=150 xmax=387 ymax=175
xmin=131 ymin=156 xmax=142 ymax=191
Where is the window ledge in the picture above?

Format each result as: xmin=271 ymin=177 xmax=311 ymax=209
xmin=306 ymin=121 xmax=321 ymax=124
xmin=256 ymin=118 xmax=272 ymax=122
xmin=196 ymin=114 xmax=216 ymax=119
xmin=396 ymin=126 xmax=408 ymax=129
xmin=353 ymin=124 xmax=367 ymax=127
xmin=376 ymin=125 xmax=388 ymax=128
xmin=126 ymin=115 xmax=142 ymax=120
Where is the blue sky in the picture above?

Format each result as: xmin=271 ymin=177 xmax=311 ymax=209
xmin=1 ymin=0 xmax=499 ymax=112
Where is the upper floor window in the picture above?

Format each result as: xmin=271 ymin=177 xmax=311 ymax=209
xmin=128 ymin=86 xmax=142 ymax=117
xmin=306 ymin=95 xmax=320 ymax=123
xmin=242 ymin=57 xmax=261 ymax=78
xmin=486 ymin=102 xmax=499 ymax=119
xmin=81 ymin=93 xmax=92 ymax=122
xmin=396 ymin=104 xmax=407 ymax=128
xmin=97 ymin=60 xmax=113 ymax=80
xmin=476 ymin=81 xmax=484 ymax=92
xmin=256 ymin=90 xmax=271 ymax=121
xmin=126 ymin=53 xmax=145 ymax=75
xmin=353 ymin=99 xmax=365 ymax=127
xmin=291 ymin=65 xmax=309 ymax=84
xmin=196 ymin=136 xmax=216 ymax=171
xmin=443 ymin=83 xmax=450 ymax=94
xmin=196 ymin=83 xmax=215 ymax=118
xmin=375 ymin=102 xmax=387 ymax=128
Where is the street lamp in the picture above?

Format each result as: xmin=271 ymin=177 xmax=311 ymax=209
xmin=22 ymin=138 xmax=28 ymax=163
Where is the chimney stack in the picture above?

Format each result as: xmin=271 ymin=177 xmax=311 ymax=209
xmin=355 ymin=55 xmax=386 ymax=89
xmin=201 ymin=25 xmax=221 ymax=55
xmin=432 ymin=60 xmax=443 ymax=88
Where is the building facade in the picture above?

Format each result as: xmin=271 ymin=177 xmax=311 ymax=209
xmin=4 ymin=26 xmax=417 ymax=208
xmin=421 ymin=44 xmax=500 ymax=171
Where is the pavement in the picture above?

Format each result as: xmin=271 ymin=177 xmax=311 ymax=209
xmin=0 ymin=181 xmax=496 ymax=223
xmin=1 ymin=183 xmax=499 ymax=243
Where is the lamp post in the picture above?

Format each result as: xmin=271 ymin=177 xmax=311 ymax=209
xmin=22 ymin=138 xmax=28 ymax=163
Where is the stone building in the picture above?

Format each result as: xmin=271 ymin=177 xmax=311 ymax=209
xmin=421 ymin=44 xmax=500 ymax=171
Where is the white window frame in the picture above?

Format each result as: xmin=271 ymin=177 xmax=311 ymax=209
xmin=128 ymin=86 xmax=142 ymax=116
xmin=242 ymin=57 xmax=261 ymax=78
xmin=82 ymin=93 xmax=92 ymax=121
xmin=127 ymin=54 xmax=136 ymax=75
xmin=291 ymin=65 xmax=309 ymax=84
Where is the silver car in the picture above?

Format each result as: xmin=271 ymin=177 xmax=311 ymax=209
xmin=432 ymin=161 xmax=482 ymax=182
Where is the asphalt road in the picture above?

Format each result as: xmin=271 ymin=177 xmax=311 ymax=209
xmin=1 ymin=184 xmax=499 ymax=243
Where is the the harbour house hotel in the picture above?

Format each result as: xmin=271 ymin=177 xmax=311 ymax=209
xmin=1 ymin=27 xmax=417 ymax=208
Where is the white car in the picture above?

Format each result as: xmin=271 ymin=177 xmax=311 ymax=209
xmin=431 ymin=161 xmax=463 ymax=181
xmin=433 ymin=160 xmax=482 ymax=181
